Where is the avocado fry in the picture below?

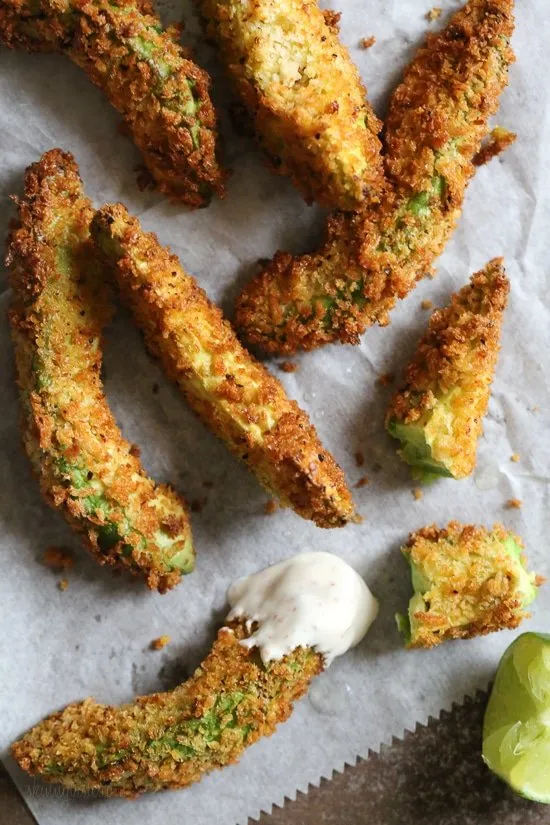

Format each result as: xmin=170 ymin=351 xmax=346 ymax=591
xmin=199 ymin=0 xmax=383 ymax=210
xmin=91 ymin=204 xmax=354 ymax=529
xmin=234 ymin=0 xmax=515 ymax=353
xmin=0 ymin=0 xmax=227 ymax=207
xmin=386 ymin=259 xmax=509 ymax=482
xmin=396 ymin=522 xmax=540 ymax=649
xmin=11 ymin=620 xmax=323 ymax=796
xmin=8 ymin=149 xmax=194 ymax=593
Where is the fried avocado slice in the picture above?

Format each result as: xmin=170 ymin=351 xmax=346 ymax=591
xmin=386 ymin=259 xmax=509 ymax=482
xmin=396 ymin=522 xmax=540 ymax=649
xmin=7 ymin=149 xmax=194 ymax=592
xmin=0 ymin=0 xmax=226 ymax=207
xmin=234 ymin=0 xmax=515 ymax=353
xmin=199 ymin=0 xmax=383 ymax=210
xmin=11 ymin=620 xmax=323 ymax=796
xmin=91 ymin=204 xmax=354 ymax=528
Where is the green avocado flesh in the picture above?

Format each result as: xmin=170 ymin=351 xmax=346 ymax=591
xmin=387 ymin=419 xmax=454 ymax=483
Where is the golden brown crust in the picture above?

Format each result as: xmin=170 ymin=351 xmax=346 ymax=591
xmin=235 ymin=0 xmax=515 ymax=353
xmin=0 ymin=0 xmax=227 ymax=206
xmin=403 ymin=521 xmax=535 ymax=649
xmin=92 ymin=204 xmax=354 ymax=528
xmin=386 ymin=258 xmax=509 ymax=478
xmin=12 ymin=620 xmax=323 ymax=795
xmin=8 ymin=149 xmax=194 ymax=592
xmin=199 ymin=0 xmax=383 ymax=209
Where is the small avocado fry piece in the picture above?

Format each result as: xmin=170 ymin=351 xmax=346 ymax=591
xmin=11 ymin=620 xmax=323 ymax=796
xmin=198 ymin=0 xmax=383 ymax=210
xmin=8 ymin=150 xmax=194 ymax=592
xmin=396 ymin=522 xmax=540 ymax=649
xmin=386 ymin=259 xmax=509 ymax=482
xmin=234 ymin=0 xmax=515 ymax=354
xmin=0 ymin=0 xmax=226 ymax=207
xmin=91 ymin=204 xmax=354 ymax=529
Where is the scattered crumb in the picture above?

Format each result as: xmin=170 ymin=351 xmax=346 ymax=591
xmin=473 ymin=126 xmax=516 ymax=167
xmin=355 ymin=476 xmax=370 ymax=488
xmin=351 ymin=512 xmax=364 ymax=524
xmin=191 ymin=497 xmax=208 ymax=513
xmin=354 ymin=450 xmax=365 ymax=467
xmin=279 ymin=360 xmax=298 ymax=373
xmin=359 ymin=35 xmax=376 ymax=49
xmin=129 ymin=443 xmax=141 ymax=458
xmin=412 ymin=488 xmax=423 ymax=501
xmin=426 ymin=7 xmax=442 ymax=21
xmin=377 ymin=373 xmax=394 ymax=387
xmin=510 ymin=453 xmax=521 ymax=463
xmin=58 ymin=578 xmax=69 ymax=591
xmin=264 ymin=499 xmax=278 ymax=515
xmin=202 ymin=480 xmax=214 ymax=489
xmin=42 ymin=547 xmax=74 ymax=571
xmin=506 ymin=498 xmax=523 ymax=509
xmin=421 ymin=299 xmax=433 ymax=310
xmin=152 ymin=383 xmax=159 ymax=395
xmin=536 ymin=575 xmax=547 ymax=587
xmin=150 ymin=635 xmax=171 ymax=651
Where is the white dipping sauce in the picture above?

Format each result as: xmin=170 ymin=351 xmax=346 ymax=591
xmin=226 ymin=551 xmax=378 ymax=666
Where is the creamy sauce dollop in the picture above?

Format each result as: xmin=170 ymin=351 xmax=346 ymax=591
xmin=226 ymin=551 xmax=378 ymax=666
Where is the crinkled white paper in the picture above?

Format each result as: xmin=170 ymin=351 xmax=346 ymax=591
xmin=1 ymin=1 xmax=549 ymax=823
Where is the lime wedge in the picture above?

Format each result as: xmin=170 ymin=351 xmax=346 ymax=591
xmin=483 ymin=632 xmax=550 ymax=802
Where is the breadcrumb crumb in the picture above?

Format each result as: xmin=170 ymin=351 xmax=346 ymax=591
xmin=42 ymin=547 xmax=74 ymax=571
xmin=359 ymin=36 xmax=376 ymax=49
xmin=351 ymin=512 xmax=364 ymax=524
xmin=426 ymin=7 xmax=442 ymax=21
xmin=506 ymin=498 xmax=522 ymax=509
xmin=510 ymin=453 xmax=520 ymax=463
xmin=264 ymin=499 xmax=278 ymax=515
xmin=58 ymin=578 xmax=69 ymax=591
xmin=150 ymin=635 xmax=171 ymax=650
xmin=279 ymin=361 xmax=298 ymax=373
xmin=413 ymin=488 xmax=423 ymax=501
xmin=377 ymin=373 xmax=394 ymax=387
xmin=473 ymin=126 xmax=516 ymax=166
xmin=354 ymin=450 xmax=365 ymax=467
xmin=421 ymin=299 xmax=433 ymax=310
xmin=355 ymin=476 xmax=369 ymax=488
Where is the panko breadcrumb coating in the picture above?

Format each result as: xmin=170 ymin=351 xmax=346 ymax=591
xmin=235 ymin=0 xmax=515 ymax=354
xmin=397 ymin=522 xmax=540 ymax=649
xmin=11 ymin=621 xmax=323 ymax=796
xmin=199 ymin=0 xmax=383 ymax=209
xmin=386 ymin=259 xmax=509 ymax=482
xmin=91 ymin=204 xmax=354 ymax=528
xmin=8 ymin=150 xmax=194 ymax=592
xmin=0 ymin=0 xmax=226 ymax=207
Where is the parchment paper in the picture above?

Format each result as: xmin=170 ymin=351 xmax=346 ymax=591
xmin=1 ymin=1 xmax=549 ymax=823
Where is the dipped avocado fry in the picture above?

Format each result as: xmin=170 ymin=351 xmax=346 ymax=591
xmin=91 ymin=205 xmax=354 ymax=528
xmin=396 ymin=523 xmax=540 ymax=649
xmin=199 ymin=0 xmax=383 ymax=210
xmin=235 ymin=0 xmax=515 ymax=353
xmin=0 ymin=0 xmax=226 ymax=207
xmin=12 ymin=621 xmax=323 ymax=796
xmin=8 ymin=150 xmax=194 ymax=593
xmin=12 ymin=552 xmax=377 ymax=796
xmin=386 ymin=259 xmax=509 ymax=482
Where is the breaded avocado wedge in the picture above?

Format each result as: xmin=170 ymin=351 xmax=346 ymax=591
xmin=8 ymin=150 xmax=194 ymax=592
xmin=386 ymin=259 xmax=509 ymax=482
xmin=397 ymin=522 xmax=540 ymax=649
